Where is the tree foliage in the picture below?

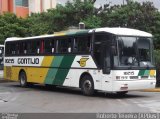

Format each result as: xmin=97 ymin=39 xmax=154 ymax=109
xmin=0 ymin=13 xmax=27 ymax=43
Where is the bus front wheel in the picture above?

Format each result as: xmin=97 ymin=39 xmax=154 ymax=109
xmin=81 ymin=75 xmax=94 ymax=96
xmin=19 ymin=71 xmax=27 ymax=87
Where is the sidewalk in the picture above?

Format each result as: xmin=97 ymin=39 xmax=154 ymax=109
xmin=142 ymin=88 xmax=160 ymax=92
xmin=0 ymin=79 xmax=10 ymax=83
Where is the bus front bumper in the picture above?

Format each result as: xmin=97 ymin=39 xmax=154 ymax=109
xmin=112 ymin=79 xmax=156 ymax=92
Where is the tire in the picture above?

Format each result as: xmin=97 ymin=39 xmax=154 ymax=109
xmin=19 ymin=71 xmax=27 ymax=87
xmin=81 ymin=75 xmax=94 ymax=96
xmin=116 ymin=91 xmax=128 ymax=95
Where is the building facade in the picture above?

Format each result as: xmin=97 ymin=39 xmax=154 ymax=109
xmin=0 ymin=0 xmax=56 ymax=18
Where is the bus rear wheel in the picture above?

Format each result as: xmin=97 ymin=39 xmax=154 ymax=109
xmin=19 ymin=71 xmax=27 ymax=87
xmin=81 ymin=75 xmax=94 ymax=96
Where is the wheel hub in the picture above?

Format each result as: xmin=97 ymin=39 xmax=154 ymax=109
xmin=84 ymin=80 xmax=91 ymax=90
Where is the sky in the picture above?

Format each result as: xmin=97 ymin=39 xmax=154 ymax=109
xmin=57 ymin=0 xmax=160 ymax=10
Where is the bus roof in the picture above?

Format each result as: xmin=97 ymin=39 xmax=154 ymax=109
xmin=93 ymin=27 xmax=152 ymax=37
xmin=5 ymin=27 xmax=152 ymax=42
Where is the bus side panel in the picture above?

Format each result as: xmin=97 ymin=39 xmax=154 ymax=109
xmin=12 ymin=67 xmax=22 ymax=81
xmin=27 ymin=67 xmax=49 ymax=84
xmin=63 ymin=55 xmax=101 ymax=89
xmin=4 ymin=66 xmax=11 ymax=80
xmin=4 ymin=66 xmax=19 ymax=81
xmin=65 ymin=69 xmax=103 ymax=90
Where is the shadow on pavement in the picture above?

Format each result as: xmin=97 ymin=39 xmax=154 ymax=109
xmin=6 ymin=82 xmax=150 ymax=99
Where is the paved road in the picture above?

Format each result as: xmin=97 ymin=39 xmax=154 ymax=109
xmin=0 ymin=82 xmax=160 ymax=113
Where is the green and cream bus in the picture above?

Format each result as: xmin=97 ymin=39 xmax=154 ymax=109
xmin=0 ymin=45 xmax=4 ymax=70
xmin=4 ymin=27 xmax=156 ymax=95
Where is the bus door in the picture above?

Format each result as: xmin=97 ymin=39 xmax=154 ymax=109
xmin=101 ymin=42 xmax=113 ymax=91
xmin=94 ymin=33 xmax=112 ymax=91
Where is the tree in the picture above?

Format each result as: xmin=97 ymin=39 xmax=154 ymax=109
xmin=0 ymin=13 xmax=27 ymax=43
xmin=99 ymin=0 xmax=160 ymax=48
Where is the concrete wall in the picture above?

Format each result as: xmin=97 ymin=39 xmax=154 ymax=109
xmin=8 ymin=0 xmax=14 ymax=12
xmin=29 ymin=0 xmax=41 ymax=15
xmin=29 ymin=0 xmax=56 ymax=14
xmin=0 ymin=0 xmax=57 ymax=17
xmin=16 ymin=6 xmax=29 ymax=18
xmin=0 ymin=0 xmax=8 ymax=13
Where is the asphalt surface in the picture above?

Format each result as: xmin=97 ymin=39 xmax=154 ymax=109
xmin=0 ymin=82 xmax=160 ymax=113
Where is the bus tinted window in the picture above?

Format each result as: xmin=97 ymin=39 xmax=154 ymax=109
xmin=11 ymin=42 xmax=16 ymax=55
xmin=15 ymin=43 xmax=19 ymax=54
xmin=23 ymin=42 xmax=27 ymax=54
xmin=27 ymin=40 xmax=40 ymax=54
xmin=44 ymin=39 xmax=55 ymax=54
xmin=5 ymin=42 xmax=11 ymax=55
xmin=94 ymin=34 xmax=111 ymax=68
xmin=74 ymin=36 xmax=91 ymax=53
xmin=57 ymin=38 xmax=72 ymax=53
xmin=27 ymin=41 xmax=32 ymax=54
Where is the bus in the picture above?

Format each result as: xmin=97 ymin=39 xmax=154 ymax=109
xmin=4 ymin=27 xmax=156 ymax=95
xmin=0 ymin=45 xmax=4 ymax=70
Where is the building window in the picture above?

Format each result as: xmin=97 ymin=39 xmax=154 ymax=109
xmin=15 ymin=0 xmax=29 ymax=7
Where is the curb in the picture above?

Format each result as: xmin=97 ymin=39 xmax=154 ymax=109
xmin=142 ymin=88 xmax=160 ymax=92
xmin=0 ymin=79 xmax=13 ymax=83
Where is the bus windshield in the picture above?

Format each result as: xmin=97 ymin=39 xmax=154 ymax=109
xmin=114 ymin=36 xmax=154 ymax=68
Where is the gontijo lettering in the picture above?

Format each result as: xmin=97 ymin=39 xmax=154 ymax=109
xmin=17 ymin=58 xmax=39 ymax=64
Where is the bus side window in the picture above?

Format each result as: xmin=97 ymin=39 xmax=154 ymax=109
xmin=19 ymin=42 xmax=25 ymax=55
xmin=23 ymin=42 xmax=27 ymax=54
xmin=30 ymin=40 xmax=40 ymax=54
xmin=40 ymin=40 xmax=44 ymax=54
xmin=74 ymin=35 xmax=91 ymax=54
xmin=37 ymin=41 xmax=40 ymax=54
xmin=94 ymin=34 xmax=111 ymax=68
xmin=57 ymin=38 xmax=72 ymax=53
xmin=58 ymin=39 xmax=67 ymax=53
xmin=51 ymin=40 xmax=55 ymax=53
xmin=68 ymin=38 xmax=72 ymax=53
xmin=16 ymin=42 xmax=20 ymax=55
xmin=5 ymin=42 xmax=11 ymax=55
xmin=27 ymin=41 xmax=31 ymax=54
xmin=44 ymin=39 xmax=54 ymax=54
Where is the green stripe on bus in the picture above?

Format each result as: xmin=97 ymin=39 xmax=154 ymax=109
xmin=66 ymin=30 xmax=89 ymax=36
xmin=53 ymin=55 xmax=75 ymax=85
xmin=76 ymin=30 xmax=89 ymax=35
xmin=45 ymin=69 xmax=58 ymax=84
xmin=144 ymin=70 xmax=150 ymax=76
xmin=44 ymin=56 xmax=63 ymax=84
xmin=138 ymin=70 xmax=145 ymax=76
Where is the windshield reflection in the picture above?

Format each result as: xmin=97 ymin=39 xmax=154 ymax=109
xmin=114 ymin=36 xmax=154 ymax=67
